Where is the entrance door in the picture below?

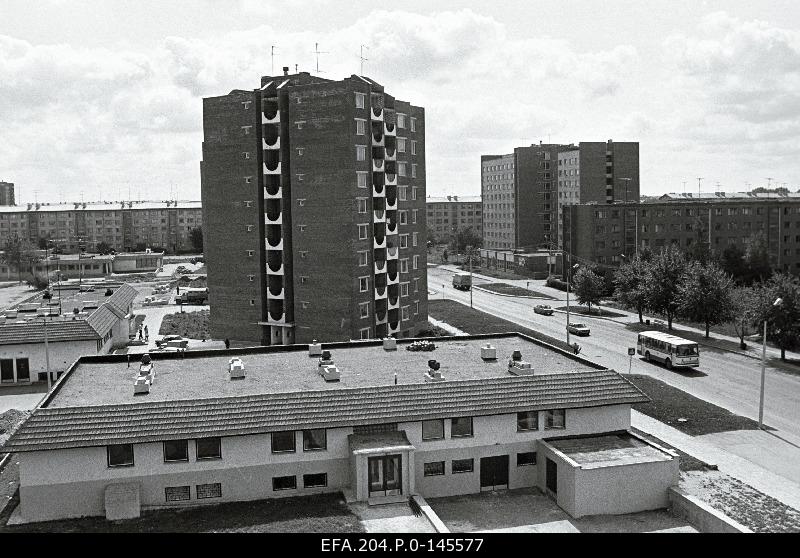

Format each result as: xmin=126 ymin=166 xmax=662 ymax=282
xmin=368 ymin=454 xmax=402 ymax=497
xmin=546 ymin=458 xmax=558 ymax=494
xmin=0 ymin=359 xmax=13 ymax=383
xmin=15 ymin=358 xmax=30 ymax=382
xmin=480 ymin=455 xmax=509 ymax=491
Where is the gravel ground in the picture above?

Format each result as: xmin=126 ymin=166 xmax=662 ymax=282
xmin=0 ymin=410 xmax=29 ymax=448
xmin=680 ymin=470 xmax=800 ymax=533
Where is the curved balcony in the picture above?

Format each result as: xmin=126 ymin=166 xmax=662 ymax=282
xmin=373 ymin=236 xmax=386 ymax=249
xmin=384 ymin=122 xmax=396 ymax=136
xmin=372 ymin=159 xmax=384 ymax=173
xmin=384 ymin=161 xmax=397 ymax=174
xmin=388 ymin=321 xmax=400 ymax=334
xmin=386 ymin=197 xmax=397 ymax=211
xmin=388 ymin=295 xmax=399 ymax=309
xmin=266 ymin=200 xmax=282 ymax=221
xmin=372 ymin=132 xmax=384 ymax=147
xmin=264 ymin=186 xmax=282 ymax=199
xmin=265 ymin=213 xmax=282 ymax=225
xmin=268 ymin=305 xmax=285 ymax=323
xmin=385 ymin=148 xmax=396 ymax=161
xmin=387 ymin=246 xmax=398 ymax=260
xmin=267 ymin=262 xmax=284 ymax=275
xmin=374 ymin=260 xmax=387 ymax=274
xmin=373 ymin=209 xmax=386 ymax=223
xmin=386 ymin=222 xmax=398 ymax=236
xmin=376 ymin=323 xmax=389 ymax=339
xmin=262 ymin=110 xmax=280 ymax=124
xmin=263 ymin=161 xmax=281 ymax=175
xmin=372 ymin=184 xmax=385 ymax=198
xmin=375 ymin=310 xmax=388 ymax=325
xmin=374 ymin=285 xmax=387 ymax=300
xmin=263 ymin=136 xmax=280 ymax=150
xmin=268 ymin=287 xmax=284 ymax=299
xmin=385 ymin=173 xmax=397 ymax=185
xmin=371 ymin=106 xmax=383 ymax=121
xmin=373 ymin=226 xmax=385 ymax=244
xmin=265 ymin=237 xmax=283 ymax=250
xmin=387 ymin=271 xmax=399 ymax=285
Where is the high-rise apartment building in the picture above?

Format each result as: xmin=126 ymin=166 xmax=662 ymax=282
xmin=201 ymin=70 xmax=428 ymax=345
xmin=426 ymin=195 xmax=482 ymax=244
xmin=482 ymin=140 xmax=639 ymax=251
xmin=0 ymin=182 xmax=15 ymax=206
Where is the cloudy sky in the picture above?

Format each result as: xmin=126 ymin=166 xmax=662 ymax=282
xmin=1 ymin=0 xmax=800 ymax=203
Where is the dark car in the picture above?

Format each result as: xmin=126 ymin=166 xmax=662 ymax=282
xmin=567 ymin=322 xmax=590 ymax=336
xmin=534 ymin=304 xmax=554 ymax=316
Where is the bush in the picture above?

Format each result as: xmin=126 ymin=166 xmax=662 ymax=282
xmin=546 ymin=276 xmax=569 ymax=292
xmin=27 ymin=276 xmax=49 ymax=290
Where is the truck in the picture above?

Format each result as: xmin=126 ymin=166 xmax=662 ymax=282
xmin=176 ymin=287 xmax=209 ymax=305
xmin=452 ymin=272 xmax=472 ymax=291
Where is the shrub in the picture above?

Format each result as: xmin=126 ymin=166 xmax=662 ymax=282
xmin=546 ymin=276 xmax=569 ymax=292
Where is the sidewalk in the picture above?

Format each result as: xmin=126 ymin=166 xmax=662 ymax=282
xmin=632 ymin=410 xmax=800 ymax=512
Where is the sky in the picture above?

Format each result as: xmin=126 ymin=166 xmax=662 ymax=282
xmin=1 ymin=0 xmax=800 ymax=203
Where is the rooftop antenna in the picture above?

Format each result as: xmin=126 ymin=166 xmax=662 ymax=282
xmin=766 ymin=177 xmax=773 ymax=198
xmin=682 ymin=181 xmax=687 ymax=195
xmin=313 ymin=42 xmax=328 ymax=73
xmin=271 ymin=45 xmax=278 ymax=76
xmin=715 ymin=181 xmax=721 ymax=193
xmin=360 ymin=44 xmax=369 ymax=76
xmin=34 ymin=190 xmax=38 ymax=204
xmin=696 ymin=177 xmax=703 ymax=197
xmin=295 ymin=63 xmax=299 ymax=73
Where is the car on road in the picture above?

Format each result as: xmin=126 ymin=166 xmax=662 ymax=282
xmin=567 ymin=322 xmax=590 ymax=336
xmin=155 ymin=334 xmax=186 ymax=348
xmin=534 ymin=304 xmax=554 ymax=316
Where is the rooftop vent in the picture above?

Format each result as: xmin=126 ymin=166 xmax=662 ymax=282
xmin=481 ymin=343 xmax=497 ymax=360
xmin=424 ymin=360 xmax=444 ymax=382
xmin=508 ymin=351 xmax=534 ymax=376
xmin=319 ymin=364 xmax=340 ymax=382
xmin=308 ymin=339 xmax=323 ymax=357
xmin=134 ymin=354 xmax=155 ymax=394
xmin=229 ymin=357 xmax=245 ymax=380
xmin=283 ymin=66 xmax=289 ymax=76
xmin=383 ymin=337 xmax=397 ymax=351
xmin=318 ymin=350 xmax=333 ymax=368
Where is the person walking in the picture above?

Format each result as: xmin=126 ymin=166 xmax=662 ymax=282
xmin=144 ymin=325 xmax=149 ymax=341
xmin=224 ymin=338 xmax=230 ymax=349
xmin=138 ymin=326 xmax=143 ymax=340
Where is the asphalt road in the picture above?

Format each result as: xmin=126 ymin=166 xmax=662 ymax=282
xmin=428 ymin=266 xmax=800 ymax=443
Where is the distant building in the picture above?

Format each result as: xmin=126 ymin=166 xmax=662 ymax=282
xmin=201 ymin=70 xmax=428 ymax=345
xmin=0 ymin=200 xmax=202 ymax=254
xmin=0 ymin=181 xmax=15 ymax=206
xmin=482 ymin=140 xmax=639 ymax=251
xmin=2 ymin=333 xmax=679 ymax=523
xmin=425 ymin=195 xmax=482 ymax=245
xmin=0 ymin=252 xmax=164 ymax=281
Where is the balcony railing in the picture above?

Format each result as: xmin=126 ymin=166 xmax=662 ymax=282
xmin=265 ymin=237 xmax=284 ymax=250
xmin=384 ymin=122 xmax=396 ymax=136
xmin=371 ymin=106 xmax=383 ymax=121
xmin=385 ymin=173 xmax=397 ymax=185
xmin=264 ymin=186 xmax=282 ymax=199
xmin=375 ymin=261 xmax=387 ymax=274
xmin=263 ymin=137 xmax=280 ymax=150
xmin=374 ymin=236 xmax=386 ymax=249
xmin=372 ymin=159 xmax=384 ymax=172
xmin=375 ymin=286 xmax=387 ymax=299
xmin=374 ymin=210 xmax=386 ymax=222
xmin=263 ymin=162 xmax=281 ymax=175
xmin=265 ymin=212 xmax=282 ymax=225
xmin=262 ymin=111 xmax=280 ymax=125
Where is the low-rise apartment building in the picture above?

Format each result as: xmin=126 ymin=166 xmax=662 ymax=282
xmin=4 ymin=333 xmax=678 ymax=523
xmin=425 ymin=195 xmax=482 ymax=244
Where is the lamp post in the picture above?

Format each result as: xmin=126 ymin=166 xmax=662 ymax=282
xmin=759 ymin=297 xmax=783 ymax=429
xmin=466 ymin=244 xmax=474 ymax=309
xmin=42 ymin=314 xmax=52 ymax=391
xmin=565 ymin=259 xmax=580 ymax=346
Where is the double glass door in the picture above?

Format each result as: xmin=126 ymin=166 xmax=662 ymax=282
xmin=368 ymin=454 xmax=402 ymax=497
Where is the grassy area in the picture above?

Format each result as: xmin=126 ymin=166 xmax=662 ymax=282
xmin=159 ymin=310 xmax=209 ymax=340
xmin=418 ymin=322 xmax=451 ymax=337
xmin=553 ymin=305 xmax=627 ymax=318
xmin=623 ymin=374 xmax=763 ymax=435
xmin=428 ymin=299 xmax=575 ymax=353
xmin=603 ymin=299 xmax=742 ymax=339
xmin=463 ymin=266 xmax=524 ymax=281
xmin=479 ymin=283 xmax=555 ymax=299
xmin=1 ymin=492 xmax=365 ymax=533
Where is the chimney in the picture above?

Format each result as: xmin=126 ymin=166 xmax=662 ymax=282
xmin=318 ymin=350 xmax=333 ymax=367
xmin=508 ymin=350 xmax=534 ymax=376
xmin=229 ymin=357 xmax=246 ymax=380
xmin=308 ymin=339 xmax=322 ymax=357
xmin=480 ymin=343 xmax=497 ymax=360
xmin=424 ymin=360 xmax=444 ymax=382
xmin=283 ymin=66 xmax=289 ymax=76
xmin=447 ymin=195 xmax=451 ymax=201
xmin=134 ymin=354 xmax=155 ymax=394
xmin=453 ymin=195 xmax=458 ymax=201
xmin=319 ymin=363 xmax=340 ymax=382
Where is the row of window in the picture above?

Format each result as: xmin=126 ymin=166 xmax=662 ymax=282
xmin=423 ymin=452 xmax=537 ymax=477
xmin=420 ymin=411 xmax=565 ymax=441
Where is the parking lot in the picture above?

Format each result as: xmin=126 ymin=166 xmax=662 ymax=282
xmin=427 ymin=488 xmax=697 ymax=533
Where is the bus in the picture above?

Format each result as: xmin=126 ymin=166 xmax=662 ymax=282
xmin=637 ymin=331 xmax=700 ymax=369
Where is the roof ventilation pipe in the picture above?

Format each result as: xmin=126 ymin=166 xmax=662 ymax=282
xmin=424 ymin=359 xmax=444 ymax=382
xmin=508 ymin=350 xmax=534 ymax=376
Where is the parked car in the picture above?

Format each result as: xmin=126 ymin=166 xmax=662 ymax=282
xmin=155 ymin=334 xmax=185 ymax=348
xmin=142 ymin=296 xmax=169 ymax=306
xmin=567 ymin=322 xmax=590 ymax=336
xmin=534 ymin=304 xmax=554 ymax=316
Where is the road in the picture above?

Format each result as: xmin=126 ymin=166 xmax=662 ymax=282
xmin=427 ymin=266 xmax=800 ymax=443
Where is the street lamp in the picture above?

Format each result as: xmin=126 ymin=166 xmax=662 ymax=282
xmin=466 ymin=244 xmax=474 ymax=309
xmin=566 ymin=261 xmax=580 ymax=346
xmin=759 ymin=297 xmax=783 ymax=429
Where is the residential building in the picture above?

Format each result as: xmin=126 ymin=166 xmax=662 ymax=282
xmin=0 ymin=181 xmax=15 ymax=206
xmin=482 ymin=140 xmax=639 ymax=251
xmin=0 ymin=200 xmax=203 ymax=254
xmin=3 ymin=333 xmax=678 ymax=523
xmin=425 ymin=195 xmax=482 ymax=245
xmin=563 ymin=192 xmax=800 ymax=273
xmin=0 ymin=251 xmax=164 ymax=282
xmin=0 ymin=283 xmax=136 ymax=385
xmin=201 ymin=69 xmax=428 ymax=345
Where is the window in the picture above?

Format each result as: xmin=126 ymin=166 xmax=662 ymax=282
xmin=272 ymin=476 xmax=297 ymax=491
xmin=410 ymin=117 xmax=417 ymax=131
xmin=411 ymin=164 xmax=417 ymax=178
xmin=359 ymin=301 xmax=370 ymax=318
xmin=399 ymin=210 xmax=408 ymax=224
xmin=360 ymin=327 xmax=370 ymax=340
xmin=164 ymin=440 xmax=189 ymax=462
xmin=398 ymin=163 xmax=407 ymax=177
xmin=452 ymin=459 xmax=474 ymax=474
xmin=399 ymin=186 xmax=408 ymax=200
xmin=107 ymin=444 xmax=134 ymax=467
xmin=359 ymin=276 xmax=369 ymax=292
xmin=358 ymin=199 xmax=368 ymax=213
xmin=248 ymin=275 xmax=255 ymax=282
xmin=397 ymin=113 xmax=406 ymax=128
xmin=413 ymin=255 xmax=419 ymax=269
xmin=397 ymin=138 xmax=406 ymax=152
xmin=165 ymin=486 xmax=191 ymax=502
xmin=450 ymin=417 xmax=473 ymax=438
xmin=196 ymin=437 xmax=222 ymax=460
xmin=196 ymin=483 xmax=222 ymax=499
xmin=545 ymin=409 xmax=566 ymax=429
xmin=411 ymin=141 xmax=417 ymax=155
xmin=400 ymin=259 xmax=409 ymax=273
xmin=517 ymin=452 xmax=537 ymax=467
xmin=303 ymin=429 xmax=327 ymax=451
xmin=241 ymin=125 xmax=252 ymax=135
xmin=247 ymin=250 xmax=254 ymax=257
xmin=242 ymin=152 xmax=250 ymax=159
xmin=422 ymin=419 xmax=444 ymax=440
xmin=355 ymin=92 xmax=365 ymax=108
xmin=271 ymin=431 xmax=296 ymax=453
xmin=358 ymin=224 xmax=368 ymax=239
xmin=412 ymin=232 xmax=418 ymax=246
xmin=358 ymin=251 xmax=368 ymax=266
xmin=356 ymin=145 xmax=366 ymax=161
xmin=423 ymin=461 xmax=445 ymax=476
xmin=357 ymin=171 xmax=368 ymax=189
xmin=400 ymin=282 xmax=409 ymax=297
xmin=412 ymin=186 xmax=418 ymax=200
xmin=400 ymin=234 xmax=408 ymax=248
xmin=356 ymin=119 xmax=366 ymax=135
xmin=517 ymin=411 xmax=538 ymax=431
xmin=303 ymin=473 xmax=328 ymax=488
xmin=401 ymin=306 xmax=410 ymax=321
xmin=244 ymin=176 xmax=253 ymax=184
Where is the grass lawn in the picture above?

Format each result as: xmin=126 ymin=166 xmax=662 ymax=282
xmin=428 ymin=299 xmax=575 ymax=353
xmin=462 ymin=266 xmax=526 ymax=281
xmin=159 ymin=310 xmax=209 ymax=339
xmin=623 ymin=374 xmax=763 ymax=435
xmin=553 ymin=305 xmax=627 ymax=318
xmin=0 ymin=492 xmax=365 ymax=533
xmin=478 ymin=283 xmax=556 ymax=299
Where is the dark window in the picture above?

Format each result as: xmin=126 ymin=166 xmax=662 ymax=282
xmin=165 ymin=486 xmax=191 ymax=501
xmin=271 ymin=431 xmax=296 ymax=453
xmin=517 ymin=452 xmax=537 ymax=466
xmin=303 ymin=473 xmax=328 ymax=488
xmin=196 ymin=483 xmax=222 ymax=499
xmin=545 ymin=409 xmax=566 ymax=429
xmin=0 ymin=359 xmax=13 ymax=383
xmin=303 ymin=429 xmax=327 ymax=451
xmin=422 ymin=419 xmax=444 ymax=440
xmin=450 ymin=417 xmax=473 ymax=438
xmin=423 ymin=461 xmax=445 ymax=476
xmin=107 ymin=444 xmax=134 ymax=467
xmin=164 ymin=440 xmax=189 ymax=462
xmin=196 ymin=437 xmax=222 ymax=460
xmin=517 ymin=411 xmax=539 ymax=431
xmin=15 ymin=358 xmax=29 ymax=381
xmin=272 ymin=475 xmax=297 ymax=491
xmin=452 ymin=459 xmax=474 ymax=474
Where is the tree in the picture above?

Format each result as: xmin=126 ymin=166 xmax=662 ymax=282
xmin=743 ymin=231 xmax=772 ymax=284
xmin=189 ymin=226 xmax=204 ymax=253
xmin=96 ymin=241 xmax=113 ymax=255
xmin=450 ymin=226 xmax=482 ymax=254
xmin=426 ymin=229 xmax=438 ymax=246
xmin=642 ymin=245 xmax=687 ymax=330
xmin=719 ymin=243 xmax=747 ymax=282
xmin=613 ymin=251 xmax=652 ymax=323
xmin=573 ymin=266 xmax=605 ymax=313
xmin=677 ymin=260 xmax=734 ymax=338
xmin=441 ymin=248 xmax=449 ymax=263
xmin=730 ymin=286 xmax=760 ymax=349
xmin=752 ymin=273 xmax=800 ymax=361
xmin=1 ymin=234 xmax=38 ymax=284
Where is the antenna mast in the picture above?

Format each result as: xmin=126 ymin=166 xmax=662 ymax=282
xmin=360 ymin=44 xmax=369 ymax=76
xmin=313 ymin=42 xmax=329 ymax=73
xmin=696 ymin=177 xmax=703 ymax=197
xmin=271 ymin=45 xmax=278 ymax=75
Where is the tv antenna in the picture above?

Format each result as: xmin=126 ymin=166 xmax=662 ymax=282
xmin=360 ymin=44 xmax=369 ymax=76
xmin=682 ymin=181 xmax=687 ymax=194
xmin=696 ymin=177 xmax=703 ymax=196
xmin=313 ymin=42 xmax=329 ymax=73
xmin=271 ymin=45 xmax=279 ymax=75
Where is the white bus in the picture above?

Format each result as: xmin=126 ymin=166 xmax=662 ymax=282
xmin=637 ymin=331 xmax=700 ymax=369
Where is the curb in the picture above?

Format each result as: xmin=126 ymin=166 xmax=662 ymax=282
xmin=411 ymin=495 xmax=449 ymax=533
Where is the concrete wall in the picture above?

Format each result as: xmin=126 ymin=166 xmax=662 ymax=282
xmin=0 ymin=339 xmax=103 ymax=384
xmin=668 ymin=487 xmax=751 ymax=533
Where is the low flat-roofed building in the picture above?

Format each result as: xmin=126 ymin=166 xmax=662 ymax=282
xmin=3 ymin=333 xmax=678 ymax=523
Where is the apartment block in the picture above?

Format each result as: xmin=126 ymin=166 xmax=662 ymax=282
xmin=0 ymin=200 xmax=203 ymax=254
xmin=201 ymin=70 xmax=428 ymax=345
xmin=564 ymin=192 xmax=800 ymax=273
xmin=0 ymin=181 xmax=15 ymax=206
xmin=425 ymin=195 xmax=482 ymax=245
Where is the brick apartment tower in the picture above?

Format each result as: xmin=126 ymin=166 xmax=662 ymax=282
xmin=201 ymin=70 xmax=428 ymax=345
xmin=0 ymin=182 xmax=15 ymax=206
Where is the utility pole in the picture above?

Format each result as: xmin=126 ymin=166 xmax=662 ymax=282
xmin=766 ymin=178 xmax=774 ymax=198
xmin=313 ymin=43 xmax=328 ymax=73
xmin=43 ymin=315 xmax=51 ymax=391
xmin=271 ymin=45 xmax=278 ymax=75
xmin=467 ymin=245 xmax=473 ymax=309
xmin=360 ymin=44 xmax=369 ymax=76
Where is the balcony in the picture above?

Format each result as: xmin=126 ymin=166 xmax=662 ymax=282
xmin=388 ymin=321 xmax=400 ymax=334
xmin=372 ymin=132 xmax=384 ymax=147
xmin=265 ymin=212 xmax=282 ymax=225
xmin=385 ymin=173 xmax=397 ymax=185
xmin=374 ymin=236 xmax=386 ymax=249
xmin=387 ymin=271 xmax=399 ymax=285
xmin=375 ymin=311 xmax=388 ymax=325
xmin=267 ymin=262 xmax=284 ymax=275
xmin=375 ymin=285 xmax=387 ymax=299
xmin=264 ymin=186 xmax=282 ymax=199
xmin=268 ymin=275 xmax=285 ymax=298
xmin=387 ymin=246 xmax=398 ymax=260
xmin=262 ymin=111 xmax=280 ymax=125
xmin=374 ymin=210 xmax=386 ymax=223
xmin=263 ymin=137 xmax=280 ymax=151
xmin=386 ymin=196 xmax=397 ymax=210
xmin=371 ymin=106 xmax=383 ymax=121
xmin=268 ymin=304 xmax=285 ymax=323
xmin=384 ymin=122 xmax=396 ymax=136
xmin=388 ymin=294 xmax=399 ymax=309
xmin=375 ymin=260 xmax=387 ymax=274
xmin=373 ymin=159 xmax=385 ymax=173
xmin=265 ymin=237 xmax=283 ymax=250
xmin=384 ymin=148 xmax=396 ymax=161
xmin=372 ymin=184 xmax=385 ymax=198
xmin=386 ymin=222 xmax=397 ymax=235
xmin=263 ymin=161 xmax=281 ymax=175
